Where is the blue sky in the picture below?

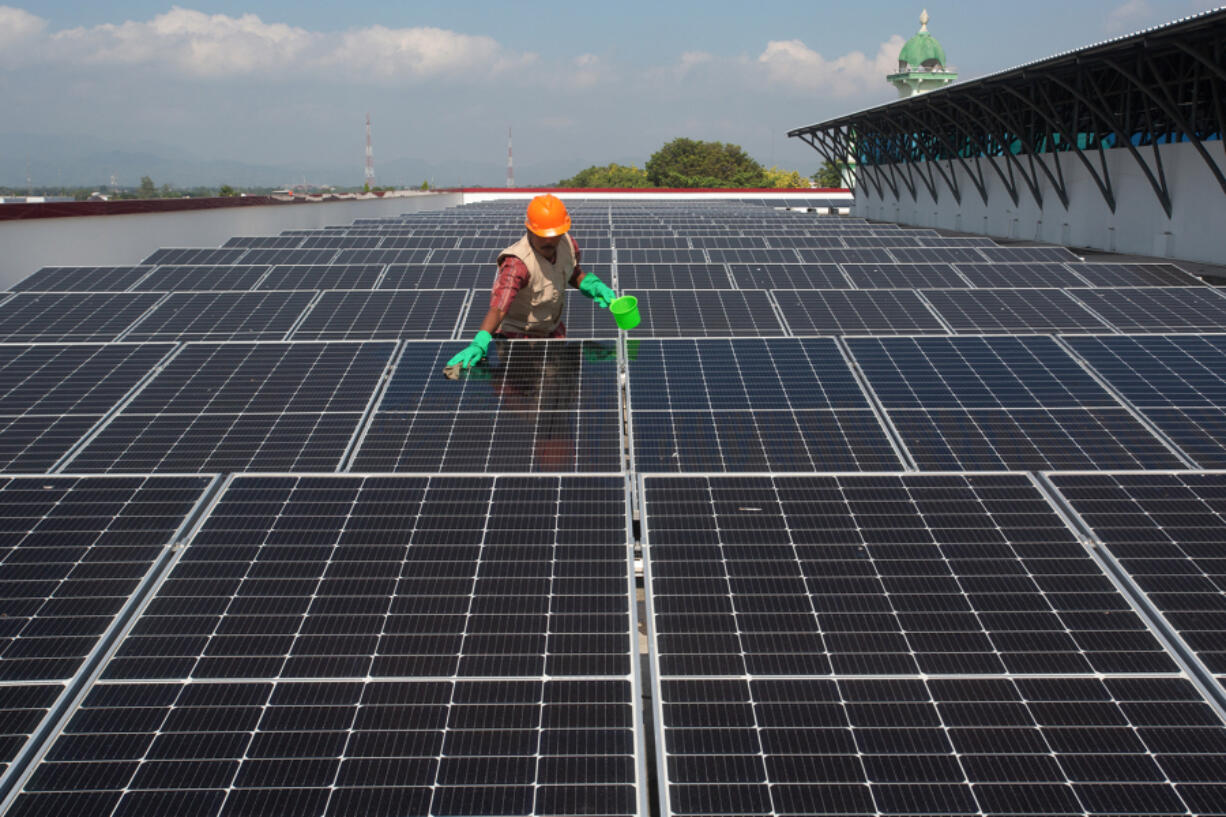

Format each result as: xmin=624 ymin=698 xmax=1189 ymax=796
xmin=2 ymin=1 xmax=1220 ymax=186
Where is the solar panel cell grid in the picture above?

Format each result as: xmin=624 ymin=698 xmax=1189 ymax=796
xmin=1066 ymin=263 xmax=1202 ymax=287
xmin=841 ymin=263 xmax=970 ymax=289
xmin=258 ymin=264 xmax=384 ymax=290
xmin=0 ymin=293 xmax=164 ymax=343
xmin=617 ymin=264 xmax=732 ymax=290
xmin=727 ymin=263 xmax=849 ymax=289
xmin=141 ymin=249 xmax=246 ymax=266
xmin=953 ymin=262 xmax=1088 ymax=288
xmin=13 ymin=267 xmax=154 ymax=293
xmin=774 ymin=289 xmax=947 ymax=335
xmin=921 ymin=289 xmax=1112 ymax=333
xmin=134 ymin=265 xmax=271 ymax=291
xmin=1070 ymin=287 xmax=1226 ymax=331
xmin=290 ymin=290 xmax=466 ymax=341
xmin=122 ymin=291 xmax=315 ymax=342
xmin=1049 ymin=471 xmax=1226 ymax=687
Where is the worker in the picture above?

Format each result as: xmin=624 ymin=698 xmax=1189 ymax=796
xmin=446 ymin=194 xmax=616 ymax=370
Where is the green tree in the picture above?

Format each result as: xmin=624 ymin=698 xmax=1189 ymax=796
xmin=218 ymin=184 xmax=237 ymax=197
xmin=419 ymin=180 xmax=430 ymax=191
xmin=645 ymin=138 xmax=768 ymax=188
xmin=559 ymin=163 xmax=651 ymax=188
xmin=138 ymin=175 xmax=157 ymax=198
xmin=813 ymin=160 xmax=845 ymax=188
xmin=763 ymin=166 xmax=806 ymax=188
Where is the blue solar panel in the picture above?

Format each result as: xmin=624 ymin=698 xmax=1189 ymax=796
xmin=921 ymin=289 xmax=1111 ymax=333
xmin=1070 ymin=287 xmax=1226 ymax=331
xmin=774 ymin=290 xmax=948 ymax=335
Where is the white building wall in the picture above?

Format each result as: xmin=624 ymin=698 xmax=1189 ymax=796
xmin=0 ymin=192 xmax=462 ymax=288
xmin=853 ymin=140 xmax=1223 ymax=265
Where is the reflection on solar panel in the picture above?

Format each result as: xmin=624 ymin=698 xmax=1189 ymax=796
xmin=922 ymin=288 xmax=1111 ymax=333
xmin=134 ymin=265 xmax=270 ymax=291
xmin=352 ymin=341 xmax=622 ymax=472
xmin=643 ymin=473 xmax=1219 ymax=817
xmin=13 ymin=267 xmax=153 ymax=293
xmin=774 ymin=289 xmax=947 ymax=335
xmin=846 ymin=336 xmax=1183 ymax=469
xmin=953 ymin=262 xmax=1086 ymax=288
xmin=1050 ymin=471 xmax=1226 ymax=688
xmin=7 ymin=474 xmax=641 ymax=817
xmin=727 ymin=263 xmax=848 ymax=289
xmin=0 ymin=685 xmax=61 ymax=780
xmin=123 ymin=291 xmax=315 ymax=341
xmin=63 ymin=342 xmax=394 ymax=473
xmin=291 ymin=290 xmax=465 ymax=341
xmin=1071 ymin=287 xmax=1226 ymax=331
xmin=842 ymin=263 xmax=969 ymax=289
xmin=1067 ymin=263 xmax=1202 ymax=287
xmin=0 ymin=293 xmax=163 ymax=343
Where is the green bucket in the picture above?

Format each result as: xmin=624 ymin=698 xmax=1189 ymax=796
xmin=610 ymin=295 xmax=641 ymax=330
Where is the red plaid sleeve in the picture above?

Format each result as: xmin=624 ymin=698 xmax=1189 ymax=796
xmin=491 ymin=256 xmax=530 ymax=313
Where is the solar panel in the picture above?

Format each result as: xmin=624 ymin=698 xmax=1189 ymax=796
xmin=976 ymin=245 xmax=1081 ymax=263
xmin=642 ymin=473 xmax=1217 ymax=817
xmin=725 ymin=263 xmax=848 ymax=289
xmin=607 ymin=290 xmax=783 ymax=337
xmin=222 ymin=235 xmax=304 ymax=249
xmin=258 ymin=264 xmax=384 ymax=290
xmin=0 ymin=293 xmax=163 ymax=343
xmin=290 ymin=290 xmax=465 ymax=341
xmin=381 ymin=264 xmax=494 ymax=289
xmin=1066 ymin=263 xmax=1203 ymax=287
xmin=1070 ymin=287 xmax=1226 ymax=331
xmin=796 ymin=248 xmax=893 ymax=264
xmin=0 ymin=684 xmax=61 ymax=780
xmin=0 ymin=343 xmax=175 ymax=471
xmin=121 ymin=291 xmax=315 ymax=342
xmin=841 ymin=263 xmax=969 ymax=289
xmin=235 ymin=248 xmax=338 ymax=266
xmin=616 ymin=264 xmax=732 ymax=289
xmin=6 ymin=474 xmax=642 ymax=817
xmin=775 ymin=290 xmax=947 ymax=335
xmin=133 ymin=265 xmax=271 ymax=291
xmin=953 ymin=262 xmax=1087 ymax=288
xmin=333 ymin=248 xmax=432 ymax=265
xmin=13 ymin=267 xmax=153 ymax=293
xmin=616 ymin=249 xmax=708 ymax=265
xmin=845 ymin=336 xmax=1184 ymax=470
xmin=427 ymin=249 xmax=497 ymax=265
xmin=627 ymin=339 xmax=900 ymax=472
xmin=615 ymin=237 xmax=692 ymax=250
xmin=1049 ymin=471 xmax=1226 ymax=688
xmin=296 ymin=235 xmax=383 ymax=249
xmin=141 ymin=248 xmax=247 ymax=266
xmin=704 ymin=249 xmax=800 ymax=263
xmin=689 ymin=236 xmax=768 ymax=249
xmin=921 ymin=288 xmax=1112 ymax=333
xmin=1064 ymin=334 xmax=1226 ymax=466
xmin=351 ymin=341 xmax=622 ymax=473
xmin=0 ymin=474 xmax=214 ymax=682
xmin=61 ymin=342 xmax=395 ymax=473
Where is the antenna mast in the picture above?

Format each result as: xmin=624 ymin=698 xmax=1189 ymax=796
xmin=365 ymin=113 xmax=375 ymax=189
xmin=506 ymin=126 xmax=515 ymax=188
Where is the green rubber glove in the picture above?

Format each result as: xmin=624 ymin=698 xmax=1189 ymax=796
xmin=446 ymin=330 xmax=491 ymax=369
xmin=578 ymin=273 xmax=616 ymax=308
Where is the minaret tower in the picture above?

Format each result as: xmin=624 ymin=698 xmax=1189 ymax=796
xmin=887 ymin=10 xmax=957 ymax=98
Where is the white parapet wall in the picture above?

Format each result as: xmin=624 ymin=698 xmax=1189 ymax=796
xmin=853 ymin=140 xmax=1223 ymax=265
xmin=0 ymin=192 xmax=463 ymax=289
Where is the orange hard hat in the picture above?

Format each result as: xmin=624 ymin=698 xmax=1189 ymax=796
xmin=525 ymin=194 xmax=571 ymax=237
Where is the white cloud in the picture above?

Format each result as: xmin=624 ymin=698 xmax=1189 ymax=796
xmin=757 ymin=35 xmax=907 ymax=97
xmin=320 ymin=25 xmax=536 ymax=81
xmin=0 ymin=5 xmax=46 ymax=51
xmin=1105 ymin=0 xmax=1152 ymax=34
xmin=36 ymin=7 xmax=536 ymax=83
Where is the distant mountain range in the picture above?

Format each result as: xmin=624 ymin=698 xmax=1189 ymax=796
xmin=0 ymin=132 xmax=606 ymax=189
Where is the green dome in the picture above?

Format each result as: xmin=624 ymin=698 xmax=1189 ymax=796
xmin=899 ymin=30 xmax=946 ymax=69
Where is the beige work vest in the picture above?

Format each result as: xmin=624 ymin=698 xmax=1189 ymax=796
xmin=496 ymin=234 xmax=576 ymax=336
